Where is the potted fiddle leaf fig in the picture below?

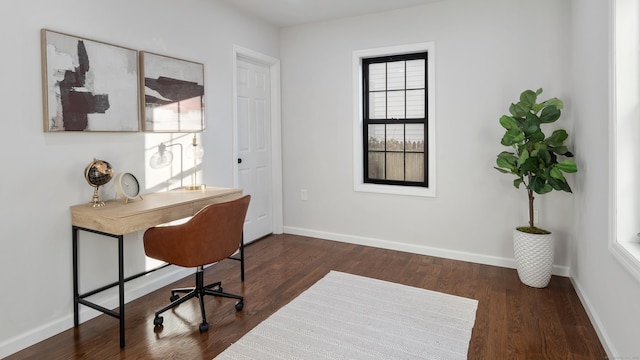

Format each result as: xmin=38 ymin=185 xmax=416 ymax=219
xmin=494 ymin=88 xmax=577 ymax=288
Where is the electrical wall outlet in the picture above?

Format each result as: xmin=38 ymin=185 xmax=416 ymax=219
xmin=301 ymin=189 xmax=308 ymax=201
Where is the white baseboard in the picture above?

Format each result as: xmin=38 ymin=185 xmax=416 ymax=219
xmin=569 ymin=273 xmax=614 ymax=359
xmin=0 ymin=266 xmax=192 ymax=359
xmin=283 ymin=226 xmax=570 ymax=277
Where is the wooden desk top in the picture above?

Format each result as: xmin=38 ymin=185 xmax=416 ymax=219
xmin=71 ymin=187 xmax=243 ymax=235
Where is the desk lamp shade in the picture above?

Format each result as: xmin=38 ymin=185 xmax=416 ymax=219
xmin=149 ymin=136 xmax=203 ymax=190
xmin=184 ymin=134 xmax=205 ymax=190
xmin=149 ymin=143 xmax=173 ymax=169
xmin=150 ymin=142 xmax=184 ymax=188
xmin=188 ymin=136 xmax=204 ymax=160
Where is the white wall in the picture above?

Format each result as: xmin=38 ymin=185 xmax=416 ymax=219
xmin=0 ymin=0 xmax=278 ymax=357
xmin=280 ymin=0 xmax=574 ymax=271
xmin=570 ymin=0 xmax=640 ymax=357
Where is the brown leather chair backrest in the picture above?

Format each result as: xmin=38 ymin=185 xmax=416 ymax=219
xmin=143 ymin=195 xmax=250 ymax=268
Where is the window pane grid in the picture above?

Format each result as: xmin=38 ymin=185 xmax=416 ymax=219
xmin=366 ymin=122 xmax=425 ymax=183
xmin=363 ymin=52 xmax=427 ymax=187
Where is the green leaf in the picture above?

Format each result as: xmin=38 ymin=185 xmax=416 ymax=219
xmin=530 ymin=176 xmax=546 ymax=192
xmin=513 ymin=178 xmax=524 ymax=188
xmin=548 ymin=176 xmax=572 ymax=192
xmin=499 ymin=115 xmax=518 ymax=130
xmin=532 ymin=180 xmax=554 ymax=194
xmin=540 ymin=184 xmax=554 ymax=194
xmin=538 ymin=149 xmax=552 ymax=165
xmin=551 ymin=145 xmax=568 ymax=155
xmin=520 ymin=89 xmax=537 ymax=109
xmin=545 ymin=129 xmax=568 ymax=146
xmin=510 ymin=102 xmax=529 ymax=118
xmin=497 ymin=151 xmax=517 ymax=160
xmin=549 ymin=166 xmax=565 ymax=180
xmin=556 ymin=159 xmax=578 ymax=173
xmin=542 ymin=97 xmax=564 ymax=110
xmin=529 ymin=130 xmax=545 ymax=142
xmin=517 ymin=148 xmax=529 ymax=168
xmin=496 ymin=152 xmax=517 ymax=171
xmin=533 ymin=142 xmax=548 ymax=151
xmin=501 ymin=129 xmax=524 ymax=146
xmin=494 ymin=167 xmax=511 ymax=174
xmin=495 ymin=161 xmax=514 ymax=172
xmin=520 ymin=157 xmax=538 ymax=173
xmin=523 ymin=113 xmax=541 ymax=136
xmin=539 ymin=105 xmax=561 ymax=123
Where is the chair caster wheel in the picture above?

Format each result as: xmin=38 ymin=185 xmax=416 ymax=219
xmin=170 ymin=294 xmax=179 ymax=302
xmin=199 ymin=322 xmax=209 ymax=333
xmin=154 ymin=316 xmax=164 ymax=326
xmin=235 ymin=300 xmax=244 ymax=311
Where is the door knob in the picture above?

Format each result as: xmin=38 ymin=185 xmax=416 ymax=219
xmin=237 ymin=158 xmax=242 ymax=164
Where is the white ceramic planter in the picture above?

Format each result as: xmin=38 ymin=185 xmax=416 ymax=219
xmin=513 ymin=229 xmax=554 ymax=288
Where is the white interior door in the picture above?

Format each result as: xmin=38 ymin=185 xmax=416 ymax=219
xmin=236 ymin=57 xmax=273 ymax=242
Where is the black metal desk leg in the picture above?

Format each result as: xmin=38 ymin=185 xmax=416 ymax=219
xmin=240 ymin=233 xmax=245 ymax=282
xmin=118 ymin=234 xmax=125 ymax=348
xmin=72 ymin=226 xmax=79 ymax=327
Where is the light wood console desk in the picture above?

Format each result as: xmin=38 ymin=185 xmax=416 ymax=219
xmin=71 ymin=187 xmax=244 ymax=348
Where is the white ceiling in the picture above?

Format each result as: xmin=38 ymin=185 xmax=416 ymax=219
xmin=220 ymin=0 xmax=441 ymax=28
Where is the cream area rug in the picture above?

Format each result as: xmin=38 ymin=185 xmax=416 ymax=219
xmin=215 ymin=271 xmax=478 ymax=359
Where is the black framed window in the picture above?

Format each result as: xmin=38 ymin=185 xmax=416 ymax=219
xmin=363 ymin=52 xmax=428 ymax=187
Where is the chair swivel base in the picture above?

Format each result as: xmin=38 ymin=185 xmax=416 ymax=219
xmin=152 ymin=267 xmax=243 ymax=333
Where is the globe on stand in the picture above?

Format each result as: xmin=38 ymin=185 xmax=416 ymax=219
xmin=84 ymin=158 xmax=114 ymax=207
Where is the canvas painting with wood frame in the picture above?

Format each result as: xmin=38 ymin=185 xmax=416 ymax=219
xmin=41 ymin=29 xmax=139 ymax=132
xmin=140 ymin=52 xmax=205 ymax=132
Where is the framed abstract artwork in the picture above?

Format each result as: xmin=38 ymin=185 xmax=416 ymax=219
xmin=140 ymin=52 xmax=205 ymax=132
xmin=41 ymin=29 xmax=139 ymax=132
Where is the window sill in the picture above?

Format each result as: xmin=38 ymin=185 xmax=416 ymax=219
xmin=354 ymin=182 xmax=435 ymax=197
xmin=610 ymin=240 xmax=640 ymax=284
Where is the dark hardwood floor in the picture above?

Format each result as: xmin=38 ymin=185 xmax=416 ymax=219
xmin=7 ymin=234 xmax=607 ymax=359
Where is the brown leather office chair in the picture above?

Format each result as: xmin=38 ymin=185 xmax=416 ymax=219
xmin=143 ymin=195 xmax=250 ymax=333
